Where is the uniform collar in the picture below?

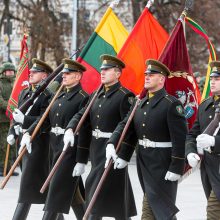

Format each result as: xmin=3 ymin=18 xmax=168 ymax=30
xmin=140 ymin=87 xmax=167 ymax=108
xmin=204 ymin=96 xmax=219 ymax=111
xmin=58 ymin=83 xmax=82 ymax=100
xmin=98 ymin=82 xmax=121 ymax=98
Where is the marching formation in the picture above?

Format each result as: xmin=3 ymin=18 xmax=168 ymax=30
xmin=1 ymin=1 xmax=220 ymax=220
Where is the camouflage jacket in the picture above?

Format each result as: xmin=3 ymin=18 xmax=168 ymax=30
xmin=0 ymin=75 xmax=15 ymax=123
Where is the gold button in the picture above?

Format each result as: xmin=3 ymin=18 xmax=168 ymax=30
xmin=99 ymin=105 xmax=101 ymax=108
xmin=57 ymin=113 xmax=59 ymax=116
xmin=146 ymin=102 xmax=149 ymax=104
xmin=96 ymin=126 xmax=99 ymax=129
xmin=103 ymin=95 xmax=106 ymax=98
xmin=59 ymin=103 xmax=61 ymax=107
xmin=56 ymin=124 xmax=58 ymax=126
xmin=143 ymin=135 xmax=146 ymax=138
xmin=63 ymin=95 xmax=65 ymax=98
xmin=97 ymin=115 xmax=100 ymax=118
xmin=209 ymin=115 xmax=212 ymax=119
xmin=144 ymin=112 xmax=146 ymax=115
xmin=142 ymin=123 xmax=145 ymax=127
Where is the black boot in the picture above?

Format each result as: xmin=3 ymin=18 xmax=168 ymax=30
xmin=12 ymin=203 xmax=31 ymax=220
xmin=72 ymin=203 xmax=85 ymax=220
xmin=88 ymin=214 xmax=102 ymax=220
xmin=42 ymin=211 xmax=59 ymax=220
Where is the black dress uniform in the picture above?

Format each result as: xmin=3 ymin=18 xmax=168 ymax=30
xmin=9 ymin=58 xmax=53 ymax=220
xmin=66 ymin=55 xmax=137 ymax=219
xmin=67 ymin=83 xmax=137 ymax=219
xmin=43 ymin=83 xmax=89 ymax=214
xmin=186 ymin=60 xmax=220 ymax=219
xmin=8 ymin=59 xmax=53 ymax=205
xmin=108 ymin=60 xmax=187 ymax=220
xmin=186 ymin=96 xmax=220 ymax=200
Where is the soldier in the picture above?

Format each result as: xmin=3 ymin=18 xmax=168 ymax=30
xmin=106 ymin=59 xmax=187 ymax=219
xmin=0 ymin=62 xmax=17 ymax=176
xmin=63 ymin=54 xmax=137 ymax=220
xmin=23 ymin=59 xmax=89 ymax=219
xmin=7 ymin=59 xmax=53 ymax=220
xmin=186 ymin=61 xmax=220 ymax=219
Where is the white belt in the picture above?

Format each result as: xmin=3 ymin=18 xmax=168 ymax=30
xmin=138 ymin=138 xmax=172 ymax=148
xmin=92 ymin=129 xmax=112 ymax=139
xmin=51 ymin=127 xmax=65 ymax=136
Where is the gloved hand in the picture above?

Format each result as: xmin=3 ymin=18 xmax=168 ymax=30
xmin=63 ymin=129 xmax=74 ymax=151
xmin=14 ymin=125 xmax=22 ymax=135
xmin=114 ymin=157 xmax=128 ymax=169
xmin=104 ymin=144 xmax=117 ymax=168
xmin=13 ymin=109 xmax=25 ymax=124
xmin=165 ymin=171 xmax=181 ymax=181
xmin=72 ymin=163 xmax=86 ymax=177
xmin=187 ymin=153 xmax=200 ymax=168
xmin=19 ymin=132 xmax=32 ymax=154
xmin=196 ymin=134 xmax=215 ymax=155
xmin=7 ymin=134 xmax=15 ymax=145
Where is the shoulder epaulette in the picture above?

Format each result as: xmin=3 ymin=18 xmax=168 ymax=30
xmin=119 ymin=86 xmax=131 ymax=95
xmin=79 ymin=90 xmax=88 ymax=98
xmin=43 ymin=88 xmax=52 ymax=96
xmin=200 ymin=96 xmax=212 ymax=104
xmin=164 ymin=94 xmax=175 ymax=103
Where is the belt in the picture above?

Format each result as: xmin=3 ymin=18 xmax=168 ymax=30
xmin=92 ymin=129 xmax=112 ymax=139
xmin=138 ymin=138 xmax=172 ymax=148
xmin=51 ymin=127 xmax=65 ymax=136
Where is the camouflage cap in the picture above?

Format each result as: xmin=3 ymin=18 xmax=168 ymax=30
xmin=145 ymin=59 xmax=170 ymax=76
xmin=30 ymin=58 xmax=53 ymax=74
xmin=210 ymin=61 xmax=220 ymax=77
xmin=100 ymin=54 xmax=125 ymax=70
xmin=2 ymin=62 xmax=16 ymax=73
xmin=61 ymin=58 xmax=86 ymax=73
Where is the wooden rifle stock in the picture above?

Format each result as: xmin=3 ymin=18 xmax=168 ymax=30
xmin=40 ymin=84 xmax=103 ymax=194
xmin=82 ymin=99 xmax=140 ymax=220
xmin=0 ymin=85 xmax=64 ymax=189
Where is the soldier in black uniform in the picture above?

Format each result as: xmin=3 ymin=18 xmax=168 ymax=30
xmin=64 ymin=55 xmax=137 ymax=220
xmin=7 ymin=59 xmax=53 ymax=220
xmin=186 ymin=61 xmax=220 ymax=219
xmin=106 ymin=59 xmax=187 ymax=220
xmin=37 ymin=59 xmax=89 ymax=220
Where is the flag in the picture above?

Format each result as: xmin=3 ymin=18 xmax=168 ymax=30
xmin=118 ymin=7 xmax=169 ymax=94
xmin=6 ymin=34 xmax=29 ymax=119
xmin=159 ymin=20 xmax=200 ymax=129
xmin=77 ymin=7 xmax=128 ymax=94
xmin=185 ymin=17 xmax=217 ymax=100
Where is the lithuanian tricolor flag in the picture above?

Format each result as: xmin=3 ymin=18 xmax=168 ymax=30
xmin=77 ymin=7 xmax=128 ymax=94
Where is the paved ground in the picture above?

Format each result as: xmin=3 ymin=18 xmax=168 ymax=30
xmin=0 ymin=160 xmax=206 ymax=220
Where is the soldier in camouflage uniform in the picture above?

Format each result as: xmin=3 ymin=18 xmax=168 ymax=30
xmin=0 ymin=62 xmax=17 ymax=176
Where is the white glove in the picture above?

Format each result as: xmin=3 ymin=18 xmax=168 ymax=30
xmin=105 ymin=144 xmax=118 ymax=168
xmin=7 ymin=134 xmax=15 ymax=145
xmin=19 ymin=132 xmax=32 ymax=154
xmin=12 ymin=109 xmax=25 ymax=124
xmin=187 ymin=153 xmax=200 ymax=168
xmin=165 ymin=171 xmax=181 ymax=181
xmin=114 ymin=157 xmax=128 ymax=169
xmin=14 ymin=125 xmax=22 ymax=135
xmin=72 ymin=163 xmax=86 ymax=177
xmin=196 ymin=134 xmax=215 ymax=155
xmin=63 ymin=129 xmax=75 ymax=151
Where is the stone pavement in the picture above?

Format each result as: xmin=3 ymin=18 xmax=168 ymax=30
xmin=0 ymin=162 xmax=206 ymax=220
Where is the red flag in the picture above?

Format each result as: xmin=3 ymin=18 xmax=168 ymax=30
xmin=6 ymin=34 xmax=29 ymax=119
xmin=159 ymin=21 xmax=200 ymax=129
xmin=118 ymin=8 xmax=169 ymax=94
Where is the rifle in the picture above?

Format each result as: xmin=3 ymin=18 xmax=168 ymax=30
xmin=40 ymin=84 xmax=103 ymax=194
xmin=0 ymin=84 xmax=64 ymax=189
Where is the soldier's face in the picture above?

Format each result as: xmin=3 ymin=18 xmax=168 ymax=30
xmin=62 ymin=72 xmax=81 ymax=88
xmin=100 ymin=67 xmax=121 ymax=86
xmin=29 ymin=71 xmax=47 ymax=85
xmin=210 ymin=76 xmax=220 ymax=95
xmin=144 ymin=73 xmax=165 ymax=92
xmin=4 ymin=70 xmax=15 ymax=77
